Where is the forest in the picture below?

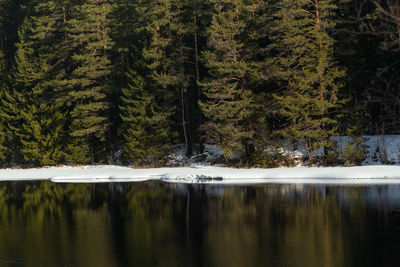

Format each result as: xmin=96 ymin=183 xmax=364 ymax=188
xmin=0 ymin=0 xmax=399 ymax=166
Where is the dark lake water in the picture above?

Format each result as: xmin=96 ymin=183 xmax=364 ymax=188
xmin=0 ymin=181 xmax=400 ymax=266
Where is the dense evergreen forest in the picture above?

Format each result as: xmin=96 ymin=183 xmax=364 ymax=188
xmin=0 ymin=0 xmax=399 ymax=166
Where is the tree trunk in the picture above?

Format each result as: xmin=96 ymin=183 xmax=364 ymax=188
xmin=179 ymin=34 xmax=192 ymax=156
xmin=193 ymin=0 xmax=204 ymax=153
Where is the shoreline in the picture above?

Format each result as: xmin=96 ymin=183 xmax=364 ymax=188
xmin=0 ymin=165 xmax=400 ymax=184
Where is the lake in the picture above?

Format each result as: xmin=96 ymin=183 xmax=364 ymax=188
xmin=0 ymin=181 xmax=400 ymax=266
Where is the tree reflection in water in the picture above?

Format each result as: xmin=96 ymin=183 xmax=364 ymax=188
xmin=0 ymin=182 xmax=399 ymax=266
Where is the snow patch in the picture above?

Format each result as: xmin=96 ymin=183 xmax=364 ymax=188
xmin=1 ymin=165 xmax=400 ymax=185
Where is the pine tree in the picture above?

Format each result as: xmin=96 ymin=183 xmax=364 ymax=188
xmin=65 ymin=0 xmax=113 ymax=163
xmin=269 ymin=0 xmax=345 ymax=154
xmin=3 ymin=1 xmax=68 ymax=165
xmin=199 ymin=0 xmax=258 ymax=158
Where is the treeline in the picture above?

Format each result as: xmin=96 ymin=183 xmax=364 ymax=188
xmin=0 ymin=0 xmax=399 ymax=166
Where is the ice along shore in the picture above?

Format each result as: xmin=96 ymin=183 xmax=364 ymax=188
xmin=0 ymin=165 xmax=400 ymax=184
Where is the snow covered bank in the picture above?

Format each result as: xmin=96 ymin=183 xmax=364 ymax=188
xmin=164 ymin=135 xmax=400 ymax=168
xmin=268 ymin=135 xmax=400 ymax=166
xmin=0 ymin=165 xmax=400 ymax=184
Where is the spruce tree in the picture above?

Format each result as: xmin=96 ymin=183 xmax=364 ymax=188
xmin=109 ymin=0 xmax=141 ymax=157
xmin=269 ymin=0 xmax=345 ymax=154
xmin=180 ymin=0 xmax=213 ymax=153
xmin=3 ymin=1 xmax=68 ymax=165
xmin=141 ymin=0 xmax=192 ymax=156
xmin=117 ymin=0 xmax=211 ymax=161
xmin=199 ymin=0 xmax=258 ymax=158
xmin=119 ymin=68 xmax=170 ymax=164
xmin=109 ymin=0 xmax=141 ymax=81
xmin=66 ymin=0 xmax=113 ymax=163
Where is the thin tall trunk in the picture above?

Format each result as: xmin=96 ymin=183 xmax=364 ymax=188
xmin=181 ymin=83 xmax=190 ymax=155
xmin=193 ymin=0 xmax=200 ymax=98
xmin=179 ymin=34 xmax=192 ymax=156
xmin=193 ymin=0 xmax=204 ymax=153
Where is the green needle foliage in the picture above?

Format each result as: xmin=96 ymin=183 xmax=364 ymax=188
xmin=0 ymin=0 xmax=398 ymax=166
xmin=65 ymin=0 xmax=113 ymax=163
xmin=200 ymin=0 xmax=258 ymax=158
xmin=0 ymin=51 xmax=7 ymax=161
xmin=140 ymin=0 xmax=190 ymax=155
xmin=269 ymin=0 xmax=345 ymax=154
xmin=120 ymin=68 xmax=170 ymax=164
xmin=5 ymin=1 xmax=68 ymax=165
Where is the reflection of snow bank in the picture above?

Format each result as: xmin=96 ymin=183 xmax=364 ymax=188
xmin=1 ymin=165 xmax=400 ymax=184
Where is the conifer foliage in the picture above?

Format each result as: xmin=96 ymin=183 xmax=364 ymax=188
xmin=141 ymin=0 xmax=191 ymax=156
xmin=0 ymin=0 xmax=398 ymax=166
xmin=200 ymin=0 xmax=257 ymax=157
xmin=5 ymin=1 xmax=67 ymax=165
xmin=120 ymin=68 xmax=170 ymax=164
xmin=0 ymin=51 xmax=7 ymax=161
xmin=269 ymin=0 xmax=345 ymax=153
xmin=0 ymin=2 xmax=7 ymax=161
xmin=66 ymin=0 xmax=113 ymax=162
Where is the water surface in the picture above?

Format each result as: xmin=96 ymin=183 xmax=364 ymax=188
xmin=0 ymin=181 xmax=400 ymax=266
